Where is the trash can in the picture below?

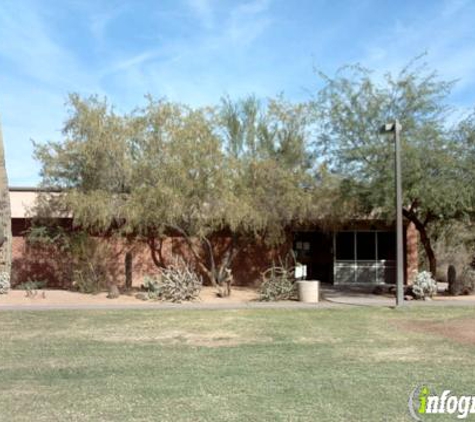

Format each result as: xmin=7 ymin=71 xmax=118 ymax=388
xmin=297 ymin=280 xmax=319 ymax=303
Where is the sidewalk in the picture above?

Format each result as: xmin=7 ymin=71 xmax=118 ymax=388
xmin=321 ymin=285 xmax=475 ymax=307
xmin=0 ymin=300 xmax=337 ymax=312
xmin=1 ymin=285 xmax=475 ymax=311
xmin=2 ymin=296 xmax=475 ymax=311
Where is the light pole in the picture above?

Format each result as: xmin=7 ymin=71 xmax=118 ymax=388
xmin=381 ymin=120 xmax=404 ymax=307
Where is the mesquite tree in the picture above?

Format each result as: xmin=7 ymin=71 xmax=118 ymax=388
xmin=312 ymin=57 xmax=475 ymax=276
xmin=34 ymin=94 xmax=319 ymax=295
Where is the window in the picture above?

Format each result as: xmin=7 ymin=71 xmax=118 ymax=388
xmin=336 ymin=231 xmax=396 ymax=262
xmin=335 ymin=232 xmax=354 ymax=260
xmin=334 ymin=230 xmax=396 ymax=285
xmin=356 ymin=232 xmax=376 ymax=260
xmin=378 ymin=232 xmax=396 ymax=260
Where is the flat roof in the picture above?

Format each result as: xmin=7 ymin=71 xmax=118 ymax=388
xmin=10 ymin=190 xmax=39 ymax=218
xmin=9 ymin=188 xmax=64 ymax=218
xmin=9 ymin=186 xmax=62 ymax=192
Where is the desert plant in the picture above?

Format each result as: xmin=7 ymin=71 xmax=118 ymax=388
xmin=447 ymin=264 xmax=457 ymax=295
xmin=15 ymin=280 xmax=46 ymax=290
xmin=259 ymin=255 xmax=297 ymax=301
xmin=73 ymin=263 xmax=107 ymax=294
xmin=142 ymin=275 xmax=160 ymax=293
xmin=15 ymin=280 xmax=46 ymax=297
xmin=458 ymin=267 xmax=475 ymax=295
xmin=70 ymin=236 xmax=112 ymax=294
xmin=411 ymin=271 xmax=438 ymax=300
xmin=0 ymin=272 xmax=10 ymax=294
xmin=143 ymin=258 xmax=202 ymax=302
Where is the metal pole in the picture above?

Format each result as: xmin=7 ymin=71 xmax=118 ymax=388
xmin=394 ymin=120 xmax=404 ymax=306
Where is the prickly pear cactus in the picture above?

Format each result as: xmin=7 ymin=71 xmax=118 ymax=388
xmin=0 ymin=117 xmax=12 ymax=294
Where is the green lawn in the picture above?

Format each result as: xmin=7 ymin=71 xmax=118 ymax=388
xmin=1 ymin=306 xmax=474 ymax=421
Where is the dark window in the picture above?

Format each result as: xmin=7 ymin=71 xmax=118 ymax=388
xmin=357 ymin=232 xmax=376 ymax=260
xmin=336 ymin=232 xmax=355 ymax=260
xmin=377 ymin=232 xmax=396 ymax=260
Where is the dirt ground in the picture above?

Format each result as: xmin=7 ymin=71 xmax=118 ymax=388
xmin=0 ymin=286 xmax=259 ymax=307
xmin=403 ymin=318 xmax=475 ymax=345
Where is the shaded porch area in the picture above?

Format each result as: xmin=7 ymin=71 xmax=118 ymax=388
xmin=293 ymin=222 xmax=417 ymax=286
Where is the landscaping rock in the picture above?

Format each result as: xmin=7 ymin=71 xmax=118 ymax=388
xmin=135 ymin=292 xmax=148 ymax=301
xmin=107 ymin=285 xmax=120 ymax=299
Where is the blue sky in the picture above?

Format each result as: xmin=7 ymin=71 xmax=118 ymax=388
xmin=1 ymin=0 xmax=475 ymax=186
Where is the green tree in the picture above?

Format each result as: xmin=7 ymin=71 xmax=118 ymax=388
xmin=34 ymin=94 xmax=319 ymax=295
xmin=312 ymin=58 xmax=474 ymax=276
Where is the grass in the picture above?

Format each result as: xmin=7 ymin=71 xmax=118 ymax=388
xmin=1 ymin=306 xmax=475 ymax=421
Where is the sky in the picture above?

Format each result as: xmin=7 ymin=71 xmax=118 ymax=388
xmin=1 ymin=0 xmax=475 ymax=186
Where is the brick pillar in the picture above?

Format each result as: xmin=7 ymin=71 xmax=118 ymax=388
xmin=405 ymin=222 xmax=418 ymax=284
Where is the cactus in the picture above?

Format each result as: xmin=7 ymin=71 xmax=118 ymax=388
xmin=448 ymin=264 xmax=457 ymax=295
xmin=0 ymin=117 xmax=12 ymax=293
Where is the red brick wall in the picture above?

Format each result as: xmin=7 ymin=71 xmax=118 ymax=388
xmin=11 ymin=235 xmax=163 ymax=288
xmin=11 ymin=218 xmax=418 ymax=288
xmin=11 ymin=222 xmax=287 ymax=288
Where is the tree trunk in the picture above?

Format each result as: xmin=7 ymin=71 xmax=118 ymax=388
xmin=125 ymin=251 xmax=133 ymax=291
xmin=165 ymin=225 xmax=241 ymax=296
xmin=167 ymin=226 xmax=216 ymax=285
xmin=202 ymin=237 xmax=218 ymax=286
xmin=403 ymin=208 xmax=437 ymax=277
xmin=420 ymin=227 xmax=437 ymax=277
xmin=147 ymin=236 xmax=167 ymax=269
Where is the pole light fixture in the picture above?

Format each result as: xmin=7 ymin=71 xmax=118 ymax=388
xmin=380 ymin=120 xmax=404 ymax=307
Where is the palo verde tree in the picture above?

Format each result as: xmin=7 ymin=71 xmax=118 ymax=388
xmin=312 ymin=57 xmax=475 ymax=276
xmin=34 ymin=94 xmax=319 ymax=296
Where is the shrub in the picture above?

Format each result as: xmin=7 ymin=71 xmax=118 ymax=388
xmin=27 ymin=226 xmax=113 ymax=293
xmin=73 ymin=262 xmax=108 ymax=293
xmin=143 ymin=259 xmax=202 ymax=302
xmin=142 ymin=275 xmax=160 ymax=293
xmin=15 ymin=280 xmax=46 ymax=297
xmin=259 ymin=257 xmax=297 ymax=301
xmin=15 ymin=280 xmax=46 ymax=291
xmin=458 ymin=267 xmax=475 ymax=295
xmin=71 ymin=236 xmax=111 ymax=294
xmin=0 ymin=272 xmax=10 ymax=294
xmin=411 ymin=271 xmax=437 ymax=300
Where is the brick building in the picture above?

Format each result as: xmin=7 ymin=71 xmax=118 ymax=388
xmin=9 ymin=187 xmax=418 ymax=288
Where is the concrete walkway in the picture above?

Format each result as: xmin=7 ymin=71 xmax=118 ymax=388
xmin=1 ymin=296 xmax=475 ymax=311
xmin=1 ymin=285 xmax=475 ymax=311
xmin=321 ymin=285 xmax=475 ymax=307
xmin=0 ymin=301 xmax=339 ymax=312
